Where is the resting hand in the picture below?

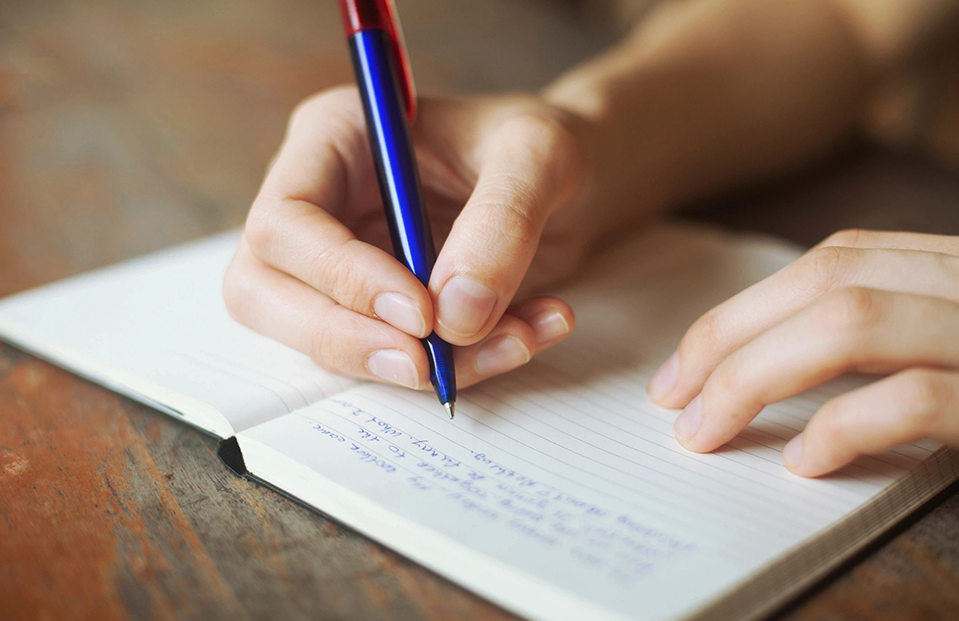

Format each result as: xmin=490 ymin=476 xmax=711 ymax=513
xmin=647 ymin=230 xmax=959 ymax=477
xmin=223 ymin=88 xmax=593 ymax=390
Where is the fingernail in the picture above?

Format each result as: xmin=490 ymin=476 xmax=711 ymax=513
xmin=647 ymin=352 xmax=679 ymax=399
xmin=436 ymin=276 xmax=497 ymax=338
xmin=475 ymin=335 xmax=531 ymax=376
xmin=528 ymin=311 xmax=570 ymax=346
xmin=674 ymin=395 xmax=702 ymax=441
xmin=367 ymin=349 xmax=419 ymax=389
xmin=373 ymin=292 xmax=426 ymax=336
xmin=783 ymin=434 xmax=803 ymax=469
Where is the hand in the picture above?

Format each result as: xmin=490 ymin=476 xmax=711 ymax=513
xmin=223 ymin=87 xmax=595 ymax=390
xmin=647 ymin=229 xmax=959 ymax=477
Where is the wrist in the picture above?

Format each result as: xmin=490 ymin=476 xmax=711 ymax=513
xmin=542 ymin=0 xmax=874 ymax=240
xmin=542 ymin=50 xmax=684 ymax=239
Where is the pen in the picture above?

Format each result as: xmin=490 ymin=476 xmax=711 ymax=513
xmin=337 ymin=0 xmax=457 ymax=419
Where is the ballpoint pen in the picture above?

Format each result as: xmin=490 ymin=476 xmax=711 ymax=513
xmin=337 ymin=0 xmax=457 ymax=419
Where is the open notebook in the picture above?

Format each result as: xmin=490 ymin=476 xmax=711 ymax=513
xmin=1 ymin=224 xmax=956 ymax=621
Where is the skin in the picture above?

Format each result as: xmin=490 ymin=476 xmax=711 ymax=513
xmin=648 ymin=231 xmax=959 ymax=476
xmin=224 ymin=0 xmax=959 ymax=476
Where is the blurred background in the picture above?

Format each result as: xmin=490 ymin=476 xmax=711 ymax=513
xmin=2 ymin=0 xmax=959 ymax=297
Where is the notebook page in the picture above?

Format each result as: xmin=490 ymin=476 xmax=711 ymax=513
xmin=236 ymin=225 xmax=958 ymax=621
xmin=0 ymin=231 xmax=355 ymax=437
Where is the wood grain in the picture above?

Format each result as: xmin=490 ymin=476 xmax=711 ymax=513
xmin=0 ymin=343 xmax=515 ymax=621
xmin=1 ymin=1 xmax=958 ymax=620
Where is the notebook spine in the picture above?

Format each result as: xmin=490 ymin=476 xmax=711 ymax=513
xmin=216 ymin=436 xmax=249 ymax=477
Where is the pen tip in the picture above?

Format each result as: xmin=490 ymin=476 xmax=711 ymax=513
xmin=444 ymin=402 xmax=455 ymax=420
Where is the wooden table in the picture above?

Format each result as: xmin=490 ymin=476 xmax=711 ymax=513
xmin=2 ymin=1 xmax=959 ymax=619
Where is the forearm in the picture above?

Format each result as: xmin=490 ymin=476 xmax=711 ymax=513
xmin=544 ymin=0 xmax=959 ymax=236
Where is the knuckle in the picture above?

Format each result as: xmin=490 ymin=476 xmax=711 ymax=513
xmin=933 ymin=252 xmax=959 ymax=283
xmin=710 ymin=359 xmax=744 ymax=397
xmin=502 ymin=113 xmax=570 ymax=152
xmin=244 ymin=205 xmax=278 ymax=261
xmin=287 ymin=93 xmax=327 ymax=134
xmin=816 ymin=400 xmax=850 ymax=441
xmin=311 ymin=240 xmax=370 ymax=310
xmin=901 ymin=370 xmax=951 ymax=426
xmin=681 ymin=311 xmax=725 ymax=360
xmin=308 ymin=322 xmax=342 ymax=372
xmin=818 ymin=287 xmax=882 ymax=332
xmin=287 ymin=86 xmax=359 ymax=134
xmin=700 ymin=360 xmax=757 ymax=428
xmin=488 ymin=199 xmax=541 ymax=247
xmin=791 ymin=246 xmax=849 ymax=296
xmin=465 ymin=191 xmax=542 ymax=252
xmin=501 ymin=112 xmax=583 ymax=186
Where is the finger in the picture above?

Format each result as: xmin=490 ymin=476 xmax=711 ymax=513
xmin=674 ymin=288 xmax=959 ymax=453
xmin=816 ymin=228 xmax=959 ymax=256
xmin=223 ymin=239 xmax=430 ymax=389
xmin=648 ymin=246 xmax=959 ymax=408
xmin=506 ymin=296 xmax=576 ymax=351
xmin=785 ymin=369 xmax=959 ymax=477
xmin=225 ymin=239 xmax=576 ymax=391
xmin=246 ymin=89 xmax=433 ymax=338
xmin=269 ymin=87 xmax=380 ymax=212
xmin=454 ymin=297 xmax=575 ymax=388
xmin=245 ymin=201 xmax=433 ymax=337
xmin=429 ymin=113 xmax=584 ymax=346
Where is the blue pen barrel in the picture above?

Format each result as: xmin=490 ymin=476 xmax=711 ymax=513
xmin=349 ymin=28 xmax=456 ymax=406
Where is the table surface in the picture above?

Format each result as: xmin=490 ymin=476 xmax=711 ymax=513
xmin=3 ymin=1 xmax=959 ymax=620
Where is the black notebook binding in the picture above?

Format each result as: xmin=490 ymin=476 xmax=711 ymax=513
xmin=216 ymin=436 xmax=248 ymax=477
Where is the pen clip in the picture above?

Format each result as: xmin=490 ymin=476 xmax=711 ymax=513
xmin=339 ymin=0 xmax=418 ymax=124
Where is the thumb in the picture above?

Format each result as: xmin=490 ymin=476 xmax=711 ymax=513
xmin=429 ymin=113 xmax=584 ymax=345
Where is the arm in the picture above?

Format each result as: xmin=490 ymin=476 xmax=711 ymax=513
xmin=223 ymin=0 xmax=959 ymax=402
xmin=613 ymin=0 xmax=959 ymax=475
xmin=545 ymin=0 xmax=959 ymax=237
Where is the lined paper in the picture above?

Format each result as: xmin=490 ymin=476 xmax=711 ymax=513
xmin=2 ymin=223 xmax=955 ymax=620
xmin=0 ymin=232 xmax=353 ymax=436
xmin=237 ymin=226 xmax=956 ymax=621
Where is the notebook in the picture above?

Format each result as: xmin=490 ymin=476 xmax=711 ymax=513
xmin=1 ymin=224 xmax=956 ymax=621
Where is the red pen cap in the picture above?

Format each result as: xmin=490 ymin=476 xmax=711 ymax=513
xmin=338 ymin=0 xmax=417 ymax=123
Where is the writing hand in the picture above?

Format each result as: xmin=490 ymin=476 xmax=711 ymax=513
xmin=223 ymin=88 xmax=593 ymax=390
xmin=647 ymin=229 xmax=959 ymax=476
